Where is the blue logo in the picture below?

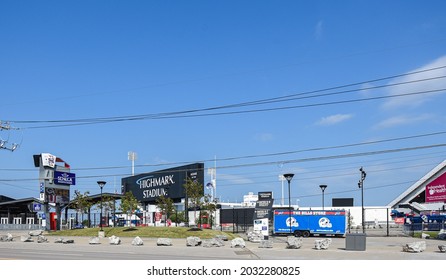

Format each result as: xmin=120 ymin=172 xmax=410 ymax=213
xmin=54 ymin=171 xmax=76 ymax=185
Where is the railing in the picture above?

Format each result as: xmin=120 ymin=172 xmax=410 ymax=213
xmin=403 ymin=222 xmax=446 ymax=236
xmin=0 ymin=224 xmax=42 ymax=230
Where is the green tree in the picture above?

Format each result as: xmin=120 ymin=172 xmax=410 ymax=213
xmin=119 ymin=192 xmax=139 ymax=227
xmin=183 ymin=177 xmax=204 ymax=226
xmin=72 ymin=190 xmax=92 ymax=227
xmin=202 ymin=194 xmax=217 ymax=228
xmin=170 ymin=211 xmax=186 ymax=224
xmin=101 ymin=194 xmax=116 ymax=226
xmin=156 ymin=195 xmax=174 ymax=226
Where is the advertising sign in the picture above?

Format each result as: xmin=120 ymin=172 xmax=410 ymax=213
xmin=41 ymin=153 xmax=56 ymax=168
xmin=258 ymin=191 xmax=273 ymax=200
xmin=33 ymin=203 xmax=42 ymax=212
xmin=45 ymin=188 xmax=70 ymax=204
xmin=254 ymin=191 xmax=274 ymax=219
xmin=53 ymin=171 xmax=76 ymax=185
xmin=273 ymin=210 xmax=347 ymax=235
xmin=254 ymin=218 xmax=269 ymax=237
xmin=121 ymin=163 xmax=204 ymax=203
xmin=426 ymin=172 xmax=446 ymax=203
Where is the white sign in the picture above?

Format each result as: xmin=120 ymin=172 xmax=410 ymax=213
xmin=253 ymin=218 xmax=269 ymax=237
xmin=41 ymin=153 xmax=56 ymax=168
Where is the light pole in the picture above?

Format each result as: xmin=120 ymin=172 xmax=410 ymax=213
xmin=319 ymin=185 xmax=327 ymax=210
xmin=283 ymin=173 xmax=294 ymax=235
xmin=358 ymin=167 xmax=366 ymax=233
xmin=128 ymin=151 xmax=137 ymax=176
xmin=97 ymin=181 xmax=106 ymax=231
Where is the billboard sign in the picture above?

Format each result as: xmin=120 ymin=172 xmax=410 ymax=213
xmin=426 ymin=172 xmax=446 ymax=203
xmin=54 ymin=171 xmax=76 ymax=185
xmin=258 ymin=191 xmax=273 ymax=200
xmin=41 ymin=153 xmax=56 ymax=168
xmin=45 ymin=187 xmax=70 ymax=204
xmin=121 ymin=163 xmax=204 ymax=203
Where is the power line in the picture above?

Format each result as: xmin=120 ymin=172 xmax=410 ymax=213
xmin=2 ymin=129 xmax=443 ymax=173
xmin=7 ymin=65 xmax=446 ymax=129
xmin=1 ymin=142 xmax=445 ymax=184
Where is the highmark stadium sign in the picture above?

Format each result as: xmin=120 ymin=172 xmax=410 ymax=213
xmin=137 ymin=174 xmax=175 ymax=199
xmin=121 ymin=163 xmax=204 ymax=203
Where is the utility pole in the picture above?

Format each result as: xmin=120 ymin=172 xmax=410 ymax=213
xmin=0 ymin=121 xmax=20 ymax=152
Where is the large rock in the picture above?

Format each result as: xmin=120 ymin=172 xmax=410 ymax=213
xmin=438 ymin=229 xmax=446 ymax=240
xmin=54 ymin=238 xmax=64 ymax=243
xmin=29 ymin=230 xmax=43 ymax=237
xmin=231 ymin=237 xmax=246 ymax=248
xmin=247 ymin=231 xmax=263 ymax=243
xmin=109 ymin=235 xmax=121 ymax=245
xmin=421 ymin=233 xmax=430 ymax=239
xmin=286 ymin=236 xmax=303 ymax=249
xmin=186 ymin=236 xmax=202 ymax=247
xmin=403 ymin=241 xmax=426 ymax=253
xmin=89 ymin=237 xmax=101 ymax=245
xmin=438 ymin=245 xmax=446 ymax=253
xmin=258 ymin=240 xmax=273 ymax=248
xmin=132 ymin=236 xmax=144 ymax=246
xmin=202 ymin=238 xmax=224 ymax=248
xmin=314 ymin=238 xmax=332 ymax=250
xmin=55 ymin=238 xmax=74 ymax=244
xmin=157 ymin=238 xmax=172 ymax=246
xmin=21 ymin=236 xmax=34 ymax=242
xmin=215 ymin=235 xmax=229 ymax=241
xmin=0 ymin=233 xmax=13 ymax=242
xmin=37 ymin=235 xmax=49 ymax=243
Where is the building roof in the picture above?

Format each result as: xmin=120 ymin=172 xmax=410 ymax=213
xmin=387 ymin=159 xmax=446 ymax=209
xmin=0 ymin=197 xmax=42 ymax=214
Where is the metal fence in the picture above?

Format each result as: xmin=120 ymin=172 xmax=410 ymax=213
xmin=403 ymin=222 xmax=446 ymax=237
xmin=0 ymin=224 xmax=42 ymax=230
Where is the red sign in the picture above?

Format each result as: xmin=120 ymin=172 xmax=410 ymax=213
xmin=154 ymin=212 xmax=162 ymax=222
xmin=426 ymin=172 xmax=446 ymax=203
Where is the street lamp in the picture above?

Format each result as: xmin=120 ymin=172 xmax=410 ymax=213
xmin=283 ymin=173 xmax=294 ymax=235
xmin=319 ymin=185 xmax=327 ymax=210
xmin=358 ymin=167 xmax=366 ymax=233
xmin=97 ymin=181 xmax=106 ymax=231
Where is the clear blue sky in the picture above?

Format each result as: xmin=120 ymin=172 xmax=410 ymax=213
xmin=1 ymin=1 xmax=446 ymax=208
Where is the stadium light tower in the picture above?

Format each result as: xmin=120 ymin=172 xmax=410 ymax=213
xmin=128 ymin=151 xmax=137 ymax=176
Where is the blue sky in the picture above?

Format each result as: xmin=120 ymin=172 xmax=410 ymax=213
xmin=1 ymin=1 xmax=446 ymax=208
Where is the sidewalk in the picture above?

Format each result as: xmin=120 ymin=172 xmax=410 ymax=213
xmin=1 ymin=230 xmax=445 ymax=260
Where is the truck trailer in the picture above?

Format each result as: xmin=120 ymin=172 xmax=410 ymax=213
xmin=273 ymin=209 xmax=347 ymax=237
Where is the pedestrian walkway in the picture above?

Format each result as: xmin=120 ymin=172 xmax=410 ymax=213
xmin=1 ymin=230 xmax=445 ymax=260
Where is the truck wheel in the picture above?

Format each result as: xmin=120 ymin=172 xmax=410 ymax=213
xmin=302 ymin=231 xmax=310 ymax=238
xmin=293 ymin=230 xmax=302 ymax=237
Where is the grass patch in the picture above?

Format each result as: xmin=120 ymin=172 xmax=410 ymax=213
xmin=46 ymin=226 xmax=240 ymax=239
xmin=413 ymin=231 xmax=439 ymax=239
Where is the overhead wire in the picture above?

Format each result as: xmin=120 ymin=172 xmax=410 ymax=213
xmin=6 ymin=65 xmax=446 ymax=129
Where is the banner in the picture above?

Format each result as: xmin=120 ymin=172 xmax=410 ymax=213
xmin=426 ymin=172 xmax=446 ymax=203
